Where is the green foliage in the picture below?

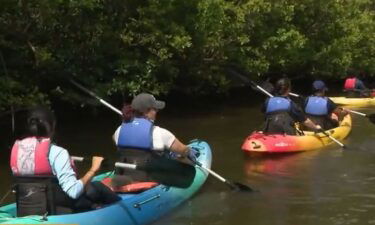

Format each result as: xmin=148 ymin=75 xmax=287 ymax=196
xmin=0 ymin=0 xmax=374 ymax=111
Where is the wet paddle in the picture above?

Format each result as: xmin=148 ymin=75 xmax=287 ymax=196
xmin=193 ymin=161 xmax=253 ymax=192
xmin=70 ymin=81 xmax=255 ymax=192
xmin=345 ymin=109 xmax=375 ymax=124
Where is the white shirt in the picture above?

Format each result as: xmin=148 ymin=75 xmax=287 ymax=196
xmin=113 ymin=125 xmax=176 ymax=151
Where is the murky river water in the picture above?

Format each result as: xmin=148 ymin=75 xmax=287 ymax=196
xmin=1 ymin=103 xmax=375 ymax=225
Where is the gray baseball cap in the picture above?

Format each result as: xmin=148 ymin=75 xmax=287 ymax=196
xmin=131 ymin=93 xmax=165 ymax=113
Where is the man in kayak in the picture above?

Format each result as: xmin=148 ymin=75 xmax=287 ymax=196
xmin=304 ymin=80 xmax=349 ymax=130
xmin=112 ymin=93 xmax=198 ymax=185
xmin=344 ymin=72 xmax=370 ymax=97
xmin=10 ymin=107 xmax=120 ymax=217
xmin=262 ymin=78 xmax=322 ymax=135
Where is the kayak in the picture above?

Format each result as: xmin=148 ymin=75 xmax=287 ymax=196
xmin=330 ymin=97 xmax=375 ymax=107
xmin=0 ymin=140 xmax=212 ymax=225
xmin=242 ymin=114 xmax=352 ymax=153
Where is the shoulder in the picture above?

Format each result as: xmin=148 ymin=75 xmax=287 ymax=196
xmin=49 ymin=144 xmax=70 ymax=161
xmin=153 ymin=126 xmax=174 ymax=137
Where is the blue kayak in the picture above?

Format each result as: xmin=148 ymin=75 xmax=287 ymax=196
xmin=0 ymin=140 xmax=212 ymax=225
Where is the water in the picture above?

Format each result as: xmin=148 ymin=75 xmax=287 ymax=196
xmin=1 ymin=104 xmax=375 ymax=225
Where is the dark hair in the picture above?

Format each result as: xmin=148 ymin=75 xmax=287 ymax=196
xmin=274 ymin=78 xmax=291 ymax=95
xmin=121 ymin=104 xmax=134 ymax=122
xmin=26 ymin=106 xmax=56 ymax=137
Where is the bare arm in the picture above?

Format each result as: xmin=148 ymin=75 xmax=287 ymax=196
xmin=333 ymin=107 xmax=349 ymax=119
xmin=303 ymin=118 xmax=322 ymax=131
xmin=79 ymin=156 xmax=104 ymax=187
xmin=169 ymin=138 xmax=190 ymax=157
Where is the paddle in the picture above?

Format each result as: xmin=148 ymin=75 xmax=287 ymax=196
xmin=193 ymin=160 xmax=253 ymax=192
xmin=289 ymin=92 xmax=375 ymax=125
xmin=226 ymin=69 xmax=347 ymax=148
xmin=226 ymin=68 xmax=273 ymax=97
xmin=71 ymin=156 xmax=147 ymax=170
xmin=70 ymin=81 xmax=254 ymax=192
xmin=70 ymin=79 xmax=122 ymax=115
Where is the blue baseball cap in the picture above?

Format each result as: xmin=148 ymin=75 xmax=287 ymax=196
xmin=312 ymin=80 xmax=328 ymax=91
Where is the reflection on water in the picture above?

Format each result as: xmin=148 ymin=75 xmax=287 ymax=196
xmin=2 ymin=106 xmax=375 ymax=225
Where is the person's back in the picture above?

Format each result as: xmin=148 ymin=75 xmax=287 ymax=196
xmin=112 ymin=93 xmax=197 ymax=187
xmin=262 ymin=78 xmax=322 ymax=135
xmin=263 ymin=95 xmax=296 ymax=135
xmin=304 ymin=80 xmax=339 ymax=130
xmin=344 ymin=73 xmax=369 ymax=97
xmin=10 ymin=107 xmax=119 ymax=217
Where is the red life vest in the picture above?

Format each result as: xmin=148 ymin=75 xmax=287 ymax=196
xmin=10 ymin=137 xmax=53 ymax=176
xmin=344 ymin=78 xmax=356 ymax=90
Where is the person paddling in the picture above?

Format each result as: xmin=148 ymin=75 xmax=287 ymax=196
xmin=10 ymin=107 xmax=120 ymax=217
xmin=262 ymin=78 xmax=322 ymax=135
xmin=344 ymin=71 xmax=370 ymax=97
xmin=112 ymin=93 xmax=198 ymax=185
xmin=304 ymin=80 xmax=349 ymax=130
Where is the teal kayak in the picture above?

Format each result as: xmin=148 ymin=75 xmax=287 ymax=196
xmin=0 ymin=140 xmax=212 ymax=225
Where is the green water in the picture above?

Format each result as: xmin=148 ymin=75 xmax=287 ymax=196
xmin=1 ymin=104 xmax=375 ymax=225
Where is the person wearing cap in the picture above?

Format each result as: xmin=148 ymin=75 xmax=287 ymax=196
xmin=262 ymin=78 xmax=322 ymax=135
xmin=112 ymin=93 xmax=197 ymax=185
xmin=304 ymin=80 xmax=348 ymax=130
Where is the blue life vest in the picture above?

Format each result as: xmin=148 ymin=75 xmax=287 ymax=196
xmin=117 ymin=118 xmax=153 ymax=151
xmin=305 ymin=96 xmax=328 ymax=116
xmin=265 ymin=97 xmax=291 ymax=114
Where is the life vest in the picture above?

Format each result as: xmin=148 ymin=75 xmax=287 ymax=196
xmin=10 ymin=137 xmax=74 ymax=216
xmin=116 ymin=118 xmax=154 ymax=180
xmin=265 ymin=97 xmax=291 ymax=114
xmin=344 ymin=78 xmax=356 ymax=90
xmin=305 ymin=96 xmax=328 ymax=116
xmin=117 ymin=118 xmax=153 ymax=151
xmin=10 ymin=137 xmax=53 ymax=176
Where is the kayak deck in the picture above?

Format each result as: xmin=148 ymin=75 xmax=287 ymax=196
xmin=330 ymin=97 xmax=375 ymax=107
xmin=242 ymin=115 xmax=352 ymax=153
xmin=0 ymin=140 xmax=212 ymax=225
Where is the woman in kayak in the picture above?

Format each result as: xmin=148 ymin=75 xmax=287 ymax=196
xmin=304 ymin=80 xmax=349 ymax=130
xmin=112 ymin=93 xmax=197 ymax=186
xmin=10 ymin=107 xmax=120 ymax=217
xmin=262 ymin=78 xmax=322 ymax=135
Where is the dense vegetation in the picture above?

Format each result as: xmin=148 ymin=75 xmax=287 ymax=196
xmin=0 ymin=0 xmax=374 ymax=111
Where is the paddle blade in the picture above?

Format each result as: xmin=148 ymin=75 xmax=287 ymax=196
xmin=227 ymin=181 xmax=254 ymax=192
xmin=368 ymin=114 xmax=375 ymax=124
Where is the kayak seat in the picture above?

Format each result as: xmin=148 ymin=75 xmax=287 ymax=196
xmin=101 ymin=177 xmax=158 ymax=193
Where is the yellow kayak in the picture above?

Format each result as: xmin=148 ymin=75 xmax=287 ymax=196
xmin=242 ymin=114 xmax=352 ymax=153
xmin=330 ymin=97 xmax=375 ymax=107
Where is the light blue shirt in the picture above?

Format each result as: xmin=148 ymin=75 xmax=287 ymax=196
xmin=48 ymin=144 xmax=84 ymax=199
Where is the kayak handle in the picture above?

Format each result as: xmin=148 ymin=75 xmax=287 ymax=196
xmin=133 ymin=194 xmax=161 ymax=209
